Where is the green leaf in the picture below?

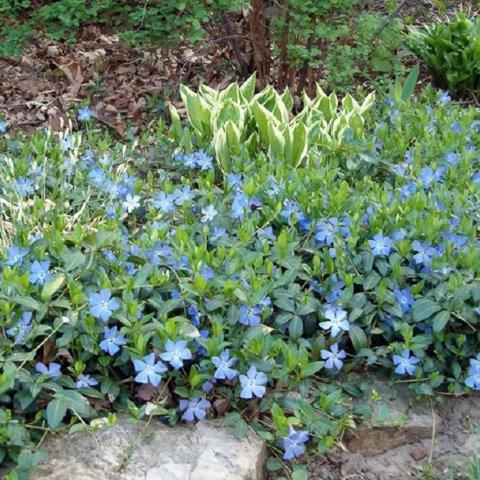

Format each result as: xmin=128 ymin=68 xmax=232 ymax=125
xmin=46 ymin=398 xmax=67 ymax=429
xmin=433 ymin=310 xmax=450 ymax=332
xmin=54 ymin=390 xmax=92 ymax=417
xmin=349 ymin=324 xmax=368 ymax=351
xmin=41 ymin=274 xmax=66 ymax=302
xmin=61 ymin=250 xmax=86 ymax=272
xmin=412 ymin=299 xmax=441 ymax=322
xmin=301 ymin=361 xmax=323 ymax=378
xmin=401 ymin=66 xmax=420 ymax=101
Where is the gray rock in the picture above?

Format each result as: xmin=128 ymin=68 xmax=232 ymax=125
xmin=30 ymin=417 xmax=267 ymax=480
xmin=344 ymin=380 xmax=437 ymax=456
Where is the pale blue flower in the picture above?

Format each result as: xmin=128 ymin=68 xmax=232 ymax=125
xmin=77 ymin=106 xmax=93 ymax=121
xmin=212 ymin=350 xmax=237 ymax=380
xmin=319 ymin=307 xmax=349 ymax=337
xmin=179 ymin=398 xmax=211 ymax=421
xmin=123 ymin=194 xmax=140 ymax=213
xmin=282 ymin=428 xmax=309 ymax=460
xmin=99 ymin=326 xmax=126 ymax=355
xmin=393 ymin=350 xmax=419 ymax=375
xmin=201 ymin=205 xmax=218 ymax=222
xmin=394 ymin=288 xmax=414 ymax=314
xmin=160 ymin=340 xmax=192 ymax=369
xmin=35 ymin=362 xmax=62 ymax=378
xmin=75 ymin=374 xmax=98 ymax=388
xmin=239 ymin=366 xmax=268 ymax=399
xmin=5 ymin=245 xmax=29 ymax=267
xmin=88 ymin=289 xmax=120 ymax=322
xmin=29 ymin=260 xmax=52 ymax=286
xmin=368 ymin=233 xmax=393 ymax=256
xmin=133 ymin=353 xmax=167 ymax=386
xmin=321 ymin=343 xmax=346 ymax=370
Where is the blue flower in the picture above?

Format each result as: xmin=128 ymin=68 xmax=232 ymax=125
xmin=35 ymin=362 xmax=62 ymax=378
xmin=212 ymin=350 xmax=237 ymax=380
xmin=227 ymin=173 xmax=243 ymax=189
xmin=239 ymin=366 xmax=268 ymax=399
xmin=393 ymin=288 xmax=414 ymax=314
xmin=75 ymin=374 xmax=98 ymax=388
xmin=77 ymin=106 xmax=93 ymax=121
xmin=412 ymin=240 xmax=439 ymax=268
xmin=133 ymin=353 xmax=167 ymax=386
xmin=444 ymin=151 xmax=459 ymax=165
xmin=193 ymin=150 xmax=213 ymax=170
xmin=368 ymin=233 xmax=393 ymax=257
xmin=99 ymin=326 xmax=126 ymax=355
xmin=465 ymin=356 xmax=480 ymax=390
xmin=325 ymin=275 xmax=345 ymax=303
xmin=450 ymin=121 xmax=461 ymax=133
xmin=280 ymin=199 xmax=302 ymax=223
xmin=14 ymin=177 xmax=34 ymax=197
xmin=210 ymin=227 xmax=226 ymax=242
xmin=173 ymin=185 xmax=195 ymax=206
xmin=153 ymin=191 xmax=176 ymax=213
xmin=5 ymin=245 xmax=29 ymax=267
xmin=188 ymin=305 xmax=201 ymax=326
xmin=319 ymin=307 xmax=349 ymax=337
xmin=398 ymin=182 xmax=416 ymax=200
xmin=419 ymin=166 xmax=445 ymax=189
xmin=199 ymin=265 xmax=215 ymax=280
xmin=392 ymin=350 xmax=419 ymax=376
xmin=179 ymin=398 xmax=211 ymax=421
xmin=0 ymin=119 xmax=7 ymax=133
xmin=160 ymin=340 xmax=192 ymax=369
xmin=282 ymin=428 xmax=309 ymax=460
xmin=315 ymin=218 xmax=338 ymax=246
xmin=123 ymin=194 xmax=140 ymax=213
xmin=321 ymin=343 xmax=347 ymax=370
xmin=29 ymin=260 xmax=52 ymax=286
xmin=88 ymin=289 xmax=120 ymax=322
xmin=438 ymin=90 xmax=451 ymax=105
xmin=201 ymin=205 xmax=218 ymax=222
xmin=238 ymin=304 xmax=262 ymax=327
xmin=6 ymin=311 xmax=32 ymax=345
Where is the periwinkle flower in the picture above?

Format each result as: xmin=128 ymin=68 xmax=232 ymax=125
xmin=201 ymin=205 xmax=218 ymax=222
xmin=123 ymin=194 xmax=140 ymax=213
xmin=133 ymin=353 xmax=167 ymax=387
xmin=29 ymin=260 xmax=52 ymax=286
xmin=368 ymin=233 xmax=393 ymax=257
xmin=173 ymin=185 xmax=195 ymax=206
xmin=35 ymin=362 xmax=62 ymax=378
xmin=160 ymin=340 xmax=192 ymax=369
xmin=239 ymin=366 xmax=268 ymax=399
xmin=238 ymin=304 xmax=262 ymax=327
xmin=99 ymin=326 xmax=126 ymax=355
xmin=212 ymin=350 xmax=237 ymax=380
xmin=75 ymin=374 xmax=98 ymax=388
xmin=15 ymin=177 xmax=34 ymax=197
xmin=393 ymin=288 xmax=414 ymax=314
xmin=282 ymin=428 xmax=309 ymax=460
xmin=392 ymin=350 xmax=419 ymax=376
xmin=319 ymin=307 xmax=349 ymax=337
xmin=77 ymin=106 xmax=93 ymax=121
xmin=153 ymin=191 xmax=176 ymax=213
xmin=321 ymin=343 xmax=347 ymax=370
xmin=179 ymin=398 xmax=211 ymax=421
xmin=88 ymin=289 xmax=120 ymax=322
xmin=0 ymin=119 xmax=7 ymax=133
xmin=412 ymin=240 xmax=439 ymax=268
xmin=5 ymin=245 xmax=29 ymax=267
xmin=7 ymin=311 xmax=32 ymax=345
xmin=465 ymin=355 xmax=480 ymax=390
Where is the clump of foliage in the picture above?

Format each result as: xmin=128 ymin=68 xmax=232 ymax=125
xmin=0 ymin=0 xmax=245 ymax=56
xmin=407 ymin=13 xmax=480 ymax=96
xmin=2 ymin=78 xmax=480 ymax=479
xmin=267 ymin=1 xmax=406 ymax=93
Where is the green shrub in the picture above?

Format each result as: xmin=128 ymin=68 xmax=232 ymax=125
xmin=407 ymin=13 xmax=480 ymax=96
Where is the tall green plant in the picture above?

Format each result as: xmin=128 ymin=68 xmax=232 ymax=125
xmin=407 ymin=13 xmax=480 ymax=95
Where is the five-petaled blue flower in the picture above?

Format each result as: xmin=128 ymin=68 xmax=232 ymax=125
xmin=7 ymin=311 xmax=33 ymax=345
xmin=75 ymin=374 xmax=98 ymax=388
xmin=239 ymin=366 xmax=268 ymax=399
xmin=88 ymin=289 xmax=120 ymax=322
xmin=412 ymin=240 xmax=439 ymax=268
xmin=160 ymin=340 xmax=192 ymax=369
xmin=393 ymin=288 xmax=414 ymax=314
xmin=201 ymin=204 xmax=218 ymax=222
xmin=465 ymin=355 xmax=480 ymax=390
xmin=368 ymin=233 xmax=393 ymax=257
xmin=282 ymin=428 xmax=309 ymax=460
xmin=392 ymin=350 xmax=419 ymax=376
xmin=0 ymin=119 xmax=7 ymax=133
xmin=319 ymin=307 xmax=349 ymax=337
xmin=29 ymin=260 xmax=52 ymax=286
xmin=99 ymin=326 xmax=126 ymax=355
xmin=35 ymin=362 xmax=62 ymax=378
xmin=133 ymin=353 xmax=167 ymax=387
xmin=212 ymin=350 xmax=237 ymax=380
xmin=77 ymin=106 xmax=93 ymax=121
xmin=321 ymin=343 xmax=347 ymax=370
xmin=238 ymin=304 xmax=262 ymax=327
xmin=179 ymin=397 xmax=211 ymax=421
xmin=5 ymin=245 xmax=29 ymax=267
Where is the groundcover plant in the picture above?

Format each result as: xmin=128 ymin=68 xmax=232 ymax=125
xmin=1 ymin=78 xmax=480 ymax=479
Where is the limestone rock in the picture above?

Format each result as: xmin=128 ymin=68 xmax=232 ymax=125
xmin=344 ymin=381 xmax=437 ymax=456
xmin=30 ymin=417 xmax=267 ymax=480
